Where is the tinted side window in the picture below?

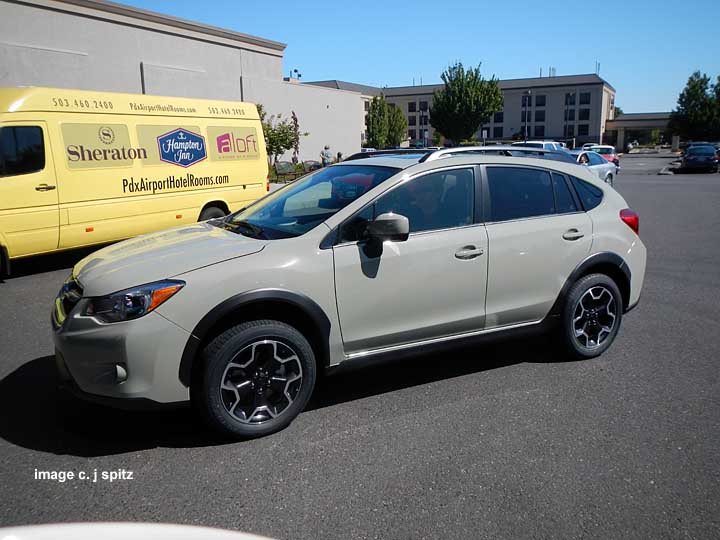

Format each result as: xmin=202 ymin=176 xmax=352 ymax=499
xmin=487 ymin=167 xmax=555 ymax=222
xmin=552 ymin=173 xmax=578 ymax=213
xmin=588 ymin=152 xmax=605 ymax=166
xmin=0 ymin=126 xmax=45 ymax=177
xmin=570 ymin=176 xmax=604 ymax=210
xmin=375 ymin=168 xmax=474 ymax=233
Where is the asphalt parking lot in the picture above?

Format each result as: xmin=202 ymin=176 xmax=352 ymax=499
xmin=1 ymin=154 xmax=719 ymax=539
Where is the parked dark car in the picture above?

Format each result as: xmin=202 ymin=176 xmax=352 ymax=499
xmin=681 ymin=145 xmax=719 ymax=172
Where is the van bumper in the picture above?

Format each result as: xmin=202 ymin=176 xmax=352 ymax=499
xmin=53 ymin=310 xmax=191 ymax=406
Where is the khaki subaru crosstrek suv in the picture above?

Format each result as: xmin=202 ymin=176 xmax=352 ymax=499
xmin=53 ymin=151 xmax=646 ymax=438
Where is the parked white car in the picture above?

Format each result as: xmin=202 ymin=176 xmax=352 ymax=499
xmin=511 ymin=140 xmax=566 ymax=151
xmin=571 ymin=150 xmax=618 ymax=185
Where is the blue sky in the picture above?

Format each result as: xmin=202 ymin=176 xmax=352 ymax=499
xmin=124 ymin=0 xmax=719 ymax=112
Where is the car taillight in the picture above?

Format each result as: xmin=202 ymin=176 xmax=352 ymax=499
xmin=620 ymin=208 xmax=639 ymax=235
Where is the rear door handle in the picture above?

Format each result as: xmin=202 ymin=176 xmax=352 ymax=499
xmin=562 ymin=228 xmax=584 ymax=241
xmin=455 ymin=245 xmax=484 ymax=260
xmin=35 ymin=184 xmax=57 ymax=191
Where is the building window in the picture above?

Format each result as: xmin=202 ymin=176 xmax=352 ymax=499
xmin=579 ymin=108 xmax=590 ymax=121
xmin=565 ymin=125 xmax=575 ymax=137
xmin=408 ymin=116 xmax=416 ymax=126
xmin=579 ymin=92 xmax=591 ymax=105
xmin=564 ymin=109 xmax=575 ymax=121
xmin=521 ymin=110 xmax=527 ymax=122
xmin=493 ymin=111 xmax=504 ymax=124
xmin=534 ymin=125 xmax=545 ymax=137
xmin=535 ymin=95 xmax=546 ymax=107
xmin=535 ymin=110 xmax=545 ymax=122
xmin=420 ymin=116 xmax=428 ymax=125
xmin=522 ymin=95 xmax=532 ymax=107
xmin=419 ymin=101 xmax=428 ymax=111
xmin=364 ymin=101 xmax=370 ymax=112
xmin=565 ymin=93 xmax=576 ymax=106
xmin=409 ymin=129 xmax=416 ymax=140
xmin=493 ymin=126 xmax=503 ymax=138
xmin=578 ymin=124 xmax=589 ymax=136
xmin=408 ymin=102 xmax=416 ymax=113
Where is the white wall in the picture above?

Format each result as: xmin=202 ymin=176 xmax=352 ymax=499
xmin=242 ymin=78 xmax=363 ymax=162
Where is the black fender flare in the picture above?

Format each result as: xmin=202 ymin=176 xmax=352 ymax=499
xmin=547 ymin=251 xmax=632 ymax=319
xmin=178 ymin=288 xmax=331 ymax=387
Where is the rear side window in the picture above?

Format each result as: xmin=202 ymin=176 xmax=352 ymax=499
xmin=0 ymin=126 xmax=45 ymax=177
xmin=552 ymin=173 xmax=578 ymax=213
xmin=570 ymin=176 xmax=604 ymax=210
xmin=487 ymin=167 xmax=555 ymax=222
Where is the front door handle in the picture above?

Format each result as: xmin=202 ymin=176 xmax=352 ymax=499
xmin=562 ymin=228 xmax=584 ymax=241
xmin=455 ymin=245 xmax=484 ymax=260
xmin=35 ymin=184 xmax=57 ymax=192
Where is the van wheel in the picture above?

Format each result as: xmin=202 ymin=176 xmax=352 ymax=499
xmin=192 ymin=320 xmax=317 ymax=439
xmin=198 ymin=206 xmax=226 ymax=221
xmin=559 ymin=274 xmax=623 ymax=360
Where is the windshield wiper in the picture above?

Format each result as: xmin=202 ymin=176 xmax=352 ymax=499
xmin=223 ymin=219 xmax=267 ymax=239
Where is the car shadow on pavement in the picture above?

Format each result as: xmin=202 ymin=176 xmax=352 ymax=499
xmin=0 ymin=337 xmax=564 ymax=457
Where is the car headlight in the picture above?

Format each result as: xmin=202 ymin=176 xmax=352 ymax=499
xmin=83 ymin=280 xmax=185 ymax=323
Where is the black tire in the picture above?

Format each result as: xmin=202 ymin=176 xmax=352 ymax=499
xmin=192 ymin=320 xmax=317 ymax=439
xmin=558 ymin=273 xmax=623 ymax=360
xmin=198 ymin=206 xmax=226 ymax=221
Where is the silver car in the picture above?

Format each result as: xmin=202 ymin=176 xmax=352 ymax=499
xmin=571 ymin=150 xmax=617 ymax=185
xmin=53 ymin=151 xmax=646 ymax=438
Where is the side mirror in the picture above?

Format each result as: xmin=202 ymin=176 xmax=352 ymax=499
xmin=366 ymin=212 xmax=409 ymax=242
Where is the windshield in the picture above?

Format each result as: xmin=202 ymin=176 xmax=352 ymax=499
xmin=221 ymin=164 xmax=400 ymax=239
xmin=688 ymin=146 xmax=716 ymax=155
xmin=591 ymin=146 xmax=614 ymax=155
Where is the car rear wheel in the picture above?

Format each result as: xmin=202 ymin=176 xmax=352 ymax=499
xmin=559 ymin=274 xmax=623 ymax=360
xmin=193 ymin=320 xmax=317 ymax=438
xmin=198 ymin=206 xmax=226 ymax=221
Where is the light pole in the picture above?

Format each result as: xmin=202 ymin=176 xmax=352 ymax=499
xmin=523 ymin=90 xmax=532 ymax=141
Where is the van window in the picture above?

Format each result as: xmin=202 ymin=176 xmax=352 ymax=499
xmin=0 ymin=126 xmax=45 ymax=177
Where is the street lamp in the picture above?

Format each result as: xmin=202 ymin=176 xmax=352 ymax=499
xmin=523 ymin=90 xmax=532 ymax=142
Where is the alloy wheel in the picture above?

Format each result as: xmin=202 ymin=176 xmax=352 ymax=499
xmin=572 ymin=286 xmax=617 ymax=349
xmin=220 ymin=340 xmax=303 ymax=424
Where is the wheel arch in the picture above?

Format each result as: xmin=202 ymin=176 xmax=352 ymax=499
xmin=179 ymin=289 xmax=331 ymax=387
xmin=198 ymin=200 xmax=230 ymax=219
xmin=548 ymin=252 xmax=631 ymax=319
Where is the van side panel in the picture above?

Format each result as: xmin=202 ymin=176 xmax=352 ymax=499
xmin=0 ymin=88 xmax=269 ymax=258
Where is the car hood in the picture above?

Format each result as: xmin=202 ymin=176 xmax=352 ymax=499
xmin=74 ymin=222 xmax=266 ymax=295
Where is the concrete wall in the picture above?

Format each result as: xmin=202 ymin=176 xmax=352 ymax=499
xmin=0 ymin=0 xmax=362 ymax=161
xmin=243 ymin=78 xmax=363 ymax=161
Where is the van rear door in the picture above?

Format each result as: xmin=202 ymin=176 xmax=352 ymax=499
xmin=0 ymin=122 xmax=59 ymax=257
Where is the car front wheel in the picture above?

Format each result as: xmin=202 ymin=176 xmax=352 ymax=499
xmin=193 ymin=320 xmax=317 ymax=438
xmin=559 ymin=274 xmax=623 ymax=359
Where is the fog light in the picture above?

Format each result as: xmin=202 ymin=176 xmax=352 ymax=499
xmin=115 ymin=364 xmax=128 ymax=383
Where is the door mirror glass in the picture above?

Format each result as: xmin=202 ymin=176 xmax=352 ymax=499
xmin=366 ymin=212 xmax=409 ymax=242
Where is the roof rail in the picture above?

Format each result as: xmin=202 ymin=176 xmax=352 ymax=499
xmin=419 ymin=145 xmax=576 ymax=164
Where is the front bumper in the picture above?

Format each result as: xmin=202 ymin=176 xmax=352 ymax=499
xmin=53 ymin=304 xmax=192 ymax=405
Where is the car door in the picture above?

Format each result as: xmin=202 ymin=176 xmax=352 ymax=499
xmin=0 ymin=122 xmax=59 ymax=257
xmin=332 ymin=166 xmax=488 ymax=354
xmin=483 ymin=166 xmax=592 ymax=328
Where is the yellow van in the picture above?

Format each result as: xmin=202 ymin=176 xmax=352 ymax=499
xmin=0 ymin=87 xmax=269 ymax=274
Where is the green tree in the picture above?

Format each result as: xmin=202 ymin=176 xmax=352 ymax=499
xmin=257 ymin=104 xmax=307 ymax=165
xmin=429 ymin=62 xmax=503 ymax=144
xmin=614 ymin=105 xmax=624 ymax=117
xmin=365 ymin=95 xmax=390 ymax=149
xmin=668 ymin=71 xmax=720 ymax=141
xmin=387 ymin=104 xmax=408 ymax=147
